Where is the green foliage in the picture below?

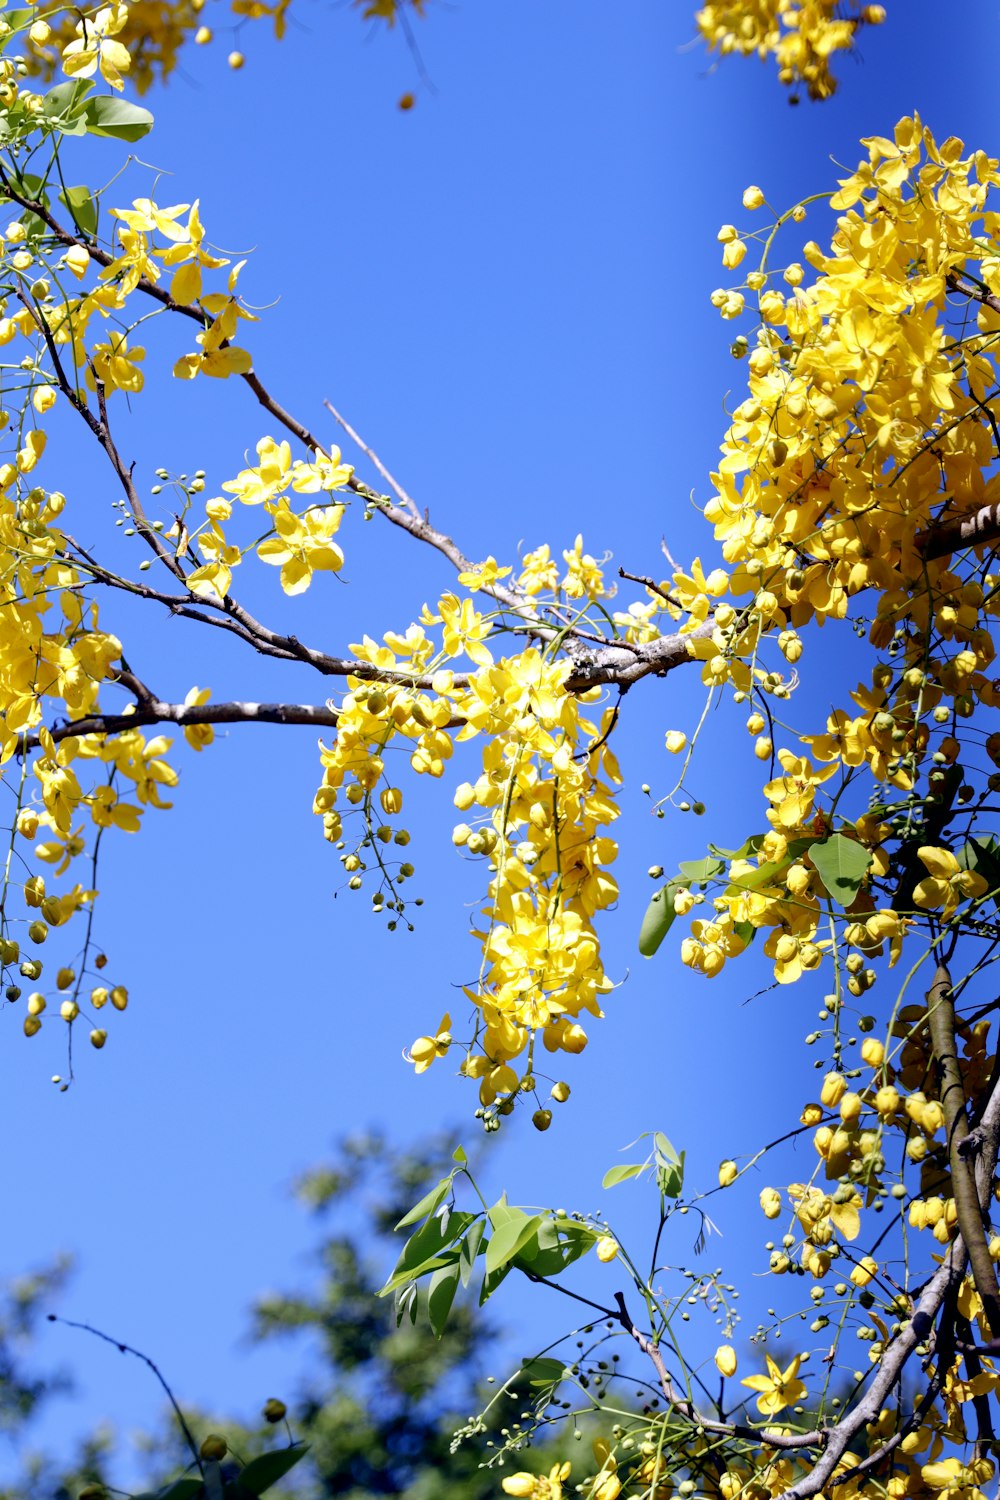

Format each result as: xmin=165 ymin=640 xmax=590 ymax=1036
xmin=807 ymin=832 xmax=872 ymax=907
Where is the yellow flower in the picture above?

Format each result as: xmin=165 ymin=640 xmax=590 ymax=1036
xmin=759 ymin=1187 xmax=781 ymax=1219
xmin=850 ymin=1256 xmax=878 ymax=1287
xmin=740 ymin=1352 xmax=807 ymax=1415
xmin=86 ymin=333 xmax=146 ymax=395
xmin=913 ymin=846 xmax=988 ymax=917
xmin=62 ymin=4 xmax=132 ymax=90
xmin=182 ymin=686 xmax=214 ymax=751
xmin=502 ymin=1461 xmax=571 ymax=1498
xmin=718 ymin=1159 xmax=738 ymax=1186
xmin=921 ymin=1457 xmax=994 ymax=1500
xmin=595 ymin=1236 xmax=619 ymax=1263
xmin=714 ymin=1344 xmax=738 ymax=1377
xmin=518 ymin=544 xmax=559 ymax=596
xmin=456 ymin=555 xmax=511 ymax=588
xmin=257 ymin=501 xmax=346 ymax=594
xmin=762 ymin=750 xmax=836 ymax=831
xmin=438 ymin=593 xmax=493 ymax=667
xmin=408 ymin=1014 xmax=451 ymax=1074
xmin=561 ymin=534 xmax=609 ymax=600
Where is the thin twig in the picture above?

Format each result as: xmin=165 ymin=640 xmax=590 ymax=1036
xmin=324 ymin=399 xmax=421 ymax=521
xmin=47 ymin=1313 xmax=203 ymax=1472
xmin=618 ymin=566 xmax=683 ymax=610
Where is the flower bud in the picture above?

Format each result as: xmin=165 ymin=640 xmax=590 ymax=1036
xmin=760 ymin=1187 xmax=782 ymax=1219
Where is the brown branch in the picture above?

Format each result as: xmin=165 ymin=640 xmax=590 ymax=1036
xmin=781 ymin=1237 xmax=968 ymax=1498
xmin=926 ymin=962 xmax=1000 ymax=1338
xmin=915 ymin=502 xmax=1000 ymax=562
xmin=9 ymin=187 xmax=695 ymax=681
xmin=610 ymin=1293 xmax=823 ymax=1454
xmin=617 ymin=566 xmax=682 ymax=611
xmin=17 ymin=698 xmax=344 ymax=753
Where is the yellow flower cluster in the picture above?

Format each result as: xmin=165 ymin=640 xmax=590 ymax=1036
xmin=663 ymin=117 xmax=1000 ymax=990
xmin=0 ymin=473 xmax=177 ymax=1051
xmin=695 ymin=1 xmax=886 ymax=101
xmin=309 ymin=564 xmax=621 ymax=1117
xmin=188 ymin=435 xmax=353 ymax=600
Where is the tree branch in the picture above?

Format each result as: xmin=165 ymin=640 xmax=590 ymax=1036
xmin=610 ymin=1293 xmax=824 ymax=1454
xmin=926 ymin=962 xmax=1000 ymax=1338
xmin=17 ymin=698 xmax=344 ymax=753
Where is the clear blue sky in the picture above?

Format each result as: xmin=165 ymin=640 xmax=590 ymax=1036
xmin=2 ymin=0 xmax=998 ymax=1481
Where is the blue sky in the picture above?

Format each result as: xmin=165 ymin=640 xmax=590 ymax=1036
xmin=3 ymin=0 xmax=999 ymax=1481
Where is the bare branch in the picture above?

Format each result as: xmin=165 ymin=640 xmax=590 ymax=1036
xmin=324 ymin=399 xmax=422 ymax=521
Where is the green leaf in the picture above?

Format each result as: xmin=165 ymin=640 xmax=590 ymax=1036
xmin=522 ymin=1220 xmax=597 ymax=1277
xmin=601 ymin=1161 xmax=649 ymax=1189
xmin=381 ymin=1209 xmax=477 ymax=1293
xmin=40 ymin=78 xmax=92 ymax=135
xmin=709 ymin=835 xmax=765 ymax=860
xmin=653 ymin=1133 xmax=683 ymax=1198
xmin=155 ymin=1482 xmax=205 ymax=1500
xmin=485 ymin=1213 xmax=541 ymax=1275
xmin=677 ymin=855 xmax=725 ymax=883
xmin=58 ymin=183 xmax=97 ymax=238
xmin=12 ymin=171 xmax=48 ymax=205
xmin=459 ymin=1217 xmax=486 ymax=1286
xmin=808 ymin=833 xmax=872 ymax=906
xmin=511 ymin=1356 xmax=566 ymax=1389
xmin=427 ymin=1261 xmax=461 ymax=1338
xmin=479 ymin=1258 xmax=513 ymax=1305
xmin=42 ymin=79 xmax=93 ymax=114
xmin=82 ymin=95 xmax=154 ymax=141
xmin=960 ymin=835 xmax=1000 ymax=912
xmin=394 ymin=1174 xmax=452 ymax=1231
xmin=394 ymin=1281 xmax=417 ymax=1327
xmin=229 ymin=1446 xmax=309 ymax=1497
xmin=639 ymin=879 xmax=688 ymax=958
xmin=656 ymin=1152 xmax=684 ymax=1200
xmin=653 ymin=1131 xmax=680 ymax=1164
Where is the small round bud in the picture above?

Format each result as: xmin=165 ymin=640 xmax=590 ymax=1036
xmin=199 ymin=1434 xmax=228 ymax=1460
xmin=262 ymin=1397 xmax=287 ymax=1423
